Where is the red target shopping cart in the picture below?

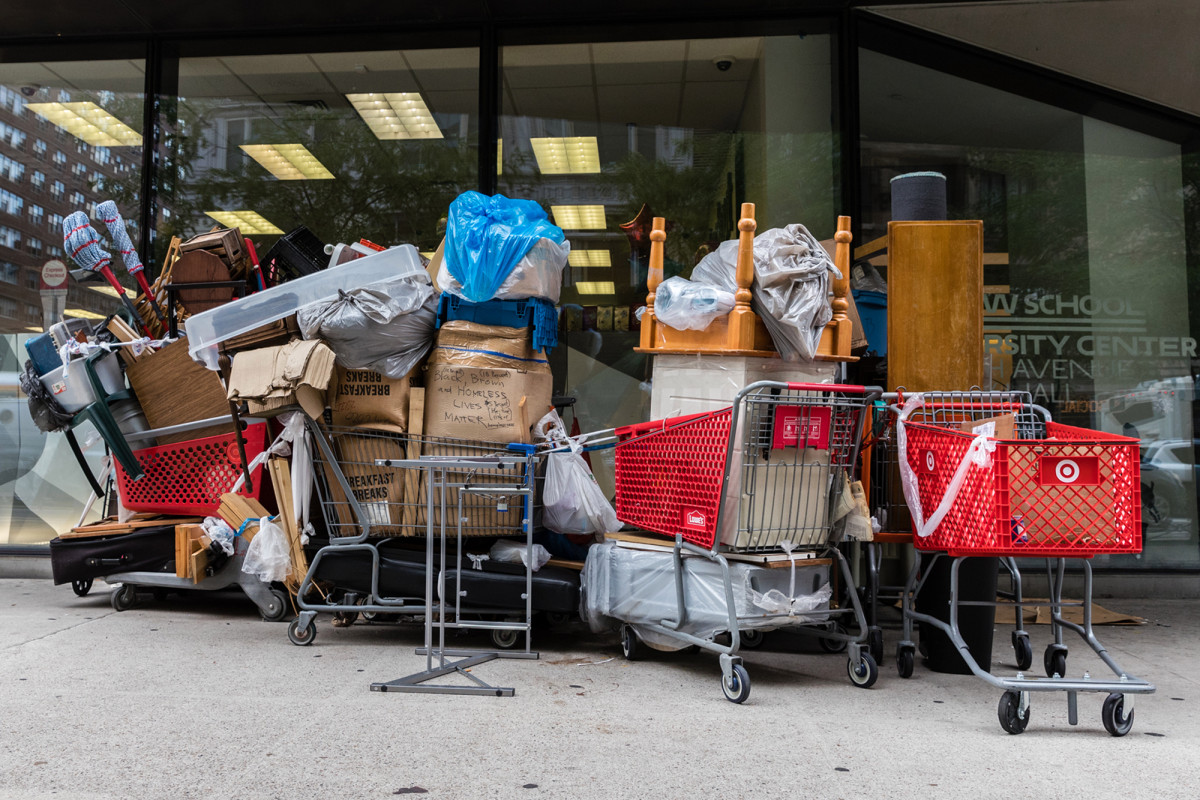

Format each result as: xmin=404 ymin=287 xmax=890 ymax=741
xmin=609 ymin=381 xmax=880 ymax=702
xmin=892 ymin=390 xmax=1154 ymax=735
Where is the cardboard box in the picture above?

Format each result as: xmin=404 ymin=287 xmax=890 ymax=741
xmin=423 ymin=362 xmax=552 ymax=443
xmin=959 ymin=413 xmax=1016 ymax=440
xmin=321 ymin=431 xmax=409 ymax=536
xmin=422 ymin=320 xmax=553 ymax=443
xmin=327 ymin=364 xmax=417 ymax=433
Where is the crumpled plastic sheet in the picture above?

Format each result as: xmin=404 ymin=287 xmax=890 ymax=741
xmin=581 ymin=543 xmax=831 ymax=651
xmin=692 ymin=223 xmax=839 ymax=361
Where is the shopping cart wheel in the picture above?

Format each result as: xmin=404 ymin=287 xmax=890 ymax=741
xmin=847 ymin=652 xmax=879 ymax=688
xmin=71 ymin=578 xmax=93 ymax=597
xmin=1012 ymin=632 xmax=1033 ymax=671
xmin=110 ymin=584 xmax=137 ymax=612
xmin=1044 ymin=644 xmax=1067 ymax=678
xmin=868 ymin=627 xmax=884 ymax=664
xmin=261 ymin=589 xmax=289 ymax=622
xmin=740 ymin=629 xmax=765 ymax=649
xmin=721 ymin=664 xmax=751 ymax=704
xmin=819 ymin=623 xmax=848 ymax=654
xmin=998 ymin=691 xmax=1030 ymax=734
xmin=492 ymin=628 xmax=520 ymax=650
xmin=287 ymin=618 xmax=317 ymax=646
xmin=896 ymin=645 xmax=915 ymax=679
xmin=331 ymin=610 xmax=359 ymax=628
xmin=620 ymin=625 xmax=643 ymax=661
xmin=1101 ymin=693 xmax=1134 ymax=737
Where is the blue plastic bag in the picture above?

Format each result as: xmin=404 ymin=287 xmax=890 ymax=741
xmin=444 ymin=191 xmax=565 ymax=303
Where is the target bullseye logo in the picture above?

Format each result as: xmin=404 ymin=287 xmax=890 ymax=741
xmin=925 ymin=451 xmax=936 ymax=472
xmin=918 ymin=449 xmax=937 ymax=474
xmin=1055 ymin=459 xmax=1080 ymax=484
xmin=1038 ymin=455 xmax=1100 ymax=486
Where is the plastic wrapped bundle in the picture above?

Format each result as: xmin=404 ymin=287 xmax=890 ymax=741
xmin=441 ymin=191 xmax=570 ymax=303
xmin=654 ymin=276 xmax=736 ymax=331
xmin=297 ymin=273 xmax=438 ymax=379
xmin=580 ymin=543 xmax=831 ymax=650
xmin=692 ymin=223 xmax=839 ymax=361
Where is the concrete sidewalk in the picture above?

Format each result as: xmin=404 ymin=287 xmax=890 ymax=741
xmin=1 ymin=576 xmax=1197 ymax=800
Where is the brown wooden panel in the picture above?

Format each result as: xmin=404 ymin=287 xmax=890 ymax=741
xmin=886 ymin=220 xmax=984 ymax=393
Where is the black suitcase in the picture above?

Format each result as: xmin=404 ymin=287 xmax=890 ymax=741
xmin=49 ymin=526 xmax=176 ymax=585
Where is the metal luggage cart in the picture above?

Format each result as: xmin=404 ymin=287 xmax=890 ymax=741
xmin=892 ymin=389 xmax=1155 ymax=735
xmin=288 ymin=421 xmax=542 ymax=659
xmin=612 ymin=380 xmax=881 ymax=703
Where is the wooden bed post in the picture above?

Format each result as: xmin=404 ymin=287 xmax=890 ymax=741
xmin=726 ymin=203 xmax=757 ymax=351
xmin=830 ymin=215 xmax=853 ymax=356
xmin=638 ymin=216 xmax=667 ymax=351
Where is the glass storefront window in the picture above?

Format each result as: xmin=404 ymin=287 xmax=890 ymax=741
xmin=0 ymin=57 xmax=145 ymax=544
xmin=859 ymin=49 xmax=1197 ymax=568
xmin=162 ymin=47 xmax=480 ymax=266
xmin=498 ymin=34 xmax=839 ymax=495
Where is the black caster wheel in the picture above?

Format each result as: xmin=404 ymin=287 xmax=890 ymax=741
xmin=1102 ymin=692 xmax=1134 ymax=737
xmin=896 ymin=645 xmax=915 ymax=679
xmin=1012 ymin=632 xmax=1033 ymax=671
xmin=740 ymin=629 xmax=766 ymax=649
xmin=287 ymin=618 xmax=316 ymax=646
xmin=819 ymin=623 xmax=848 ymax=654
xmin=331 ymin=610 xmax=359 ymax=628
xmin=492 ymin=628 xmax=520 ymax=650
xmin=110 ymin=584 xmax=137 ymax=612
xmin=721 ymin=663 xmax=751 ymax=704
xmin=261 ymin=589 xmax=290 ymax=622
xmin=867 ymin=627 xmax=884 ymax=665
xmin=1044 ymin=645 xmax=1067 ymax=678
xmin=71 ymin=578 xmax=93 ymax=597
xmin=847 ymin=652 xmax=879 ymax=689
xmin=998 ymin=691 xmax=1030 ymax=734
xmin=620 ymin=624 xmax=643 ymax=661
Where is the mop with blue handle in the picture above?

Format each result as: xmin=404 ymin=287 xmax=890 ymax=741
xmin=62 ymin=211 xmax=147 ymax=333
xmin=96 ymin=200 xmax=166 ymax=326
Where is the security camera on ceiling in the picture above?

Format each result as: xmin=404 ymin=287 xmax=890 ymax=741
xmin=19 ymin=85 xmax=41 ymax=98
xmin=712 ymin=56 xmax=736 ymax=72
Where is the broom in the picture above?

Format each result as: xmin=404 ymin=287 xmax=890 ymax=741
xmin=96 ymin=200 xmax=167 ymax=327
xmin=62 ymin=211 xmax=146 ymax=333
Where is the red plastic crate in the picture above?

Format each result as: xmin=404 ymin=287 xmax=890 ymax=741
xmin=614 ymin=409 xmax=733 ymax=548
xmin=115 ymin=424 xmax=269 ymax=516
xmin=904 ymin=420 xmax=1141 ymax=557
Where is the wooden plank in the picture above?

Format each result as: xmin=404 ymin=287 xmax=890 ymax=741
xmin=268 ymin=457 xmax=308 ymax=593
xmin=853 ymin=233 xmax=889 ymax=261
xmin=545 ymin=558 xmax=585 ymax=571
xmin=885 ymin=220 xmax=983 ymax=393
xmin=400 ymin=388 xmax=425 ymax=531
xmin=65 ymin=516 xmax=202 ymax=537
xmin=123 ymin=340 xmax=234 ymax=444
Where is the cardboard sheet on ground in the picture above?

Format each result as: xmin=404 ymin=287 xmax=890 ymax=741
xmin=991 ymin=598 xmax=1146 ymax=625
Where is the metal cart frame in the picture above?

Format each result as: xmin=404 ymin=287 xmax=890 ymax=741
xmin=611 ymin=380 xmax=882 ymax=702
xmin=890 ymin=390 xmax=1155 ymax=735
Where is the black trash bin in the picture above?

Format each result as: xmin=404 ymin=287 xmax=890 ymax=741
xmin=915 ymin=553 xmax=999 ymax=675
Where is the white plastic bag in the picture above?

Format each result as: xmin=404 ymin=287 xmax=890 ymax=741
xmin=654 ymin=276 xmax=735 ymax=331
xmin=241 ymin=517 xmax=292 ymax=583
xmin=489 ymin=539 xmax=551 ymax=572
xmin=535 ymin=410 xmax=620 ymax=536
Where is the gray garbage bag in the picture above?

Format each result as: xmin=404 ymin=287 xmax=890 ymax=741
xmin=691 ymin=224 xmax=839 ymax=361
xmin=297 ymin=273 xmax=438 ymax=379
xmin=654 ymin=276 xmax=735 ymax=331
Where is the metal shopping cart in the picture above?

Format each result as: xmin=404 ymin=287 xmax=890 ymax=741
xmin=892 ymin=389 xmax=1155 ymax=735
xmin=288 ymin=420 xmax=555 ymax=656
xmin=610 ymin=380 xmax=881 ymax=702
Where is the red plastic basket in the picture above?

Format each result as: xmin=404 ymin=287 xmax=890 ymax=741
xmin=904 ymin=420 xmax=1141 ymax=557
xmin=614 ymin=409 xmax=733 ymax=548
xmin=114 ymin=424 xmax=269 ymax=516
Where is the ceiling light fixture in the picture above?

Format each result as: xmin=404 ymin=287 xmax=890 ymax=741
xmin=25 ymin=102 xmax=142 ymax=147
xmin=204 ymin=210 xmax=285 ymax=235
xmin=530 ymin=136 xmax=600 ymax=174
xmin=574 ymin=281 xmax=616 ymax=295
xmin=240 ymin=144 xmax=334 ymax=180
xmin=568 ymin=249 xmax=611 ymax=267
xmin=64 ymin=308 xmax=108 ymax=320
xmin=346 ymin=92 xmax=443 ymax=140
xmin=551 ymin=205 xmax=607 ymax=230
